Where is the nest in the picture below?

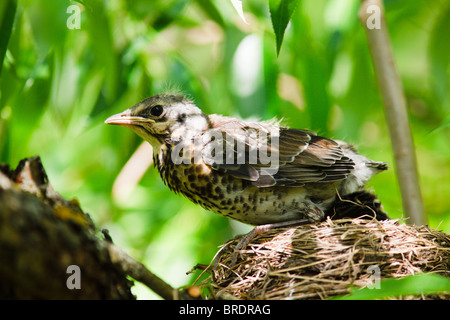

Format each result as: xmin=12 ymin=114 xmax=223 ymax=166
xmin=204 ymin=217 xmax=450 ymax=300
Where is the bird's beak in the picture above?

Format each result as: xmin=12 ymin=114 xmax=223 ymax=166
xmin=105 ymin=110 xmax=155 ymax=126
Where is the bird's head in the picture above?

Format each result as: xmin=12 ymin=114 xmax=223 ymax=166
xmin=105 ymin=94 xmax=208 ymax=147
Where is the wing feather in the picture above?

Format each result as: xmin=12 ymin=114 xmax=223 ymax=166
xmin=203 ymin=115 xmax=355 ymax=187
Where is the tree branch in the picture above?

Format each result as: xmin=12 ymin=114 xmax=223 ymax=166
xmin=0 ymin=156 xmax=195 ymax=299
xmin=106 ymin=243 xmax=178 ymax=300
xmin=358 ymin=0 xmax=427 ymax=225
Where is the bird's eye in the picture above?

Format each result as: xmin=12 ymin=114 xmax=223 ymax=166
xmin=150 ymin=105 xmax=164 ymax=117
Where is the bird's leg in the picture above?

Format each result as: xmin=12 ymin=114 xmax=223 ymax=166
xmin=231 ymin=218 xmax=310 ymax=265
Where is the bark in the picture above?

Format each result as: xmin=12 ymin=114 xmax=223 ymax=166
xmin=0 ymin=156 xmax=188 ymax=299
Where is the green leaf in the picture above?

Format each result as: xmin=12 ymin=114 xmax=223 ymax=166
xmin=0 ymin=0 xmax=17 ymax=76
xmin=332 ymin=273 xmax=450 ymax=300
xmin=428 ymin=3 xmax=450 ymax=106
xmin=196 ymin=0 xmax=225 ymax=28
xmin=269 ymin=0 xmax=300 ymax=56
xmin=230 ymin=0 xmax=248 ymax=24
xmin=85 ymin=0 xmax=118 ymax=102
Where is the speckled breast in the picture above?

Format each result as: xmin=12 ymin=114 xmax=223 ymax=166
xmin=154 ymin=144 xmax=326 ymax=225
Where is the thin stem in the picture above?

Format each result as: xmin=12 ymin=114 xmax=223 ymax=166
xmin=358 ymin=0 xmax=427 ymax=225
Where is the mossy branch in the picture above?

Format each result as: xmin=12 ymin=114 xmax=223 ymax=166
xmin=0 ymin=156 xmax=196 ymax=300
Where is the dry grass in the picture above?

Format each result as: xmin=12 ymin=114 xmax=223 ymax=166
xmin=201 ymin=217 xmax=450 ymax=300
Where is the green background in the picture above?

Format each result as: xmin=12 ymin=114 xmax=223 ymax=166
xmin=1 ymin=0 xmax=449 ymax=299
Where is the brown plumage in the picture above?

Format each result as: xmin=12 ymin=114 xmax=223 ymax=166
xmin=105 ymin=93 xmax=388 ymax=226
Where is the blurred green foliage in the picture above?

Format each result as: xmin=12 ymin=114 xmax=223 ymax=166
xmin=332 ymin=273 xmax=450 ymax=300
xmin=0 ymin=0 xmax=449 ymax=299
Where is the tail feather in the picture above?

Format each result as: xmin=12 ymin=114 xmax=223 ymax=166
xmin=367 ymin=161 xmax=388 ymax=171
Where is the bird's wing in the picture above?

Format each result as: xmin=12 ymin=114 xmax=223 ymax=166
xmin=202 ymin=115 xmax=355 ymax=187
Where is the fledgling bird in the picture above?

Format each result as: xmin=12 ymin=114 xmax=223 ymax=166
xmin=106 ymin=93 xmax=388 ymax=261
